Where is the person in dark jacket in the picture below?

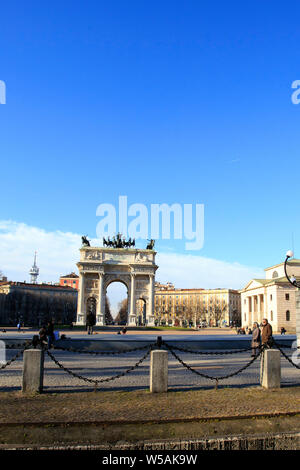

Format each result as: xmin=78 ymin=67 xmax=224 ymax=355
xmin=251 ymin=322 xmax=261 ymax=357
xmin=261 ymin=318 xmax=273 ymax=347
xmin=39 ymin=325 xmax=48 ymax=348
xmin=86 ymin=310 xmax=96 ymax=335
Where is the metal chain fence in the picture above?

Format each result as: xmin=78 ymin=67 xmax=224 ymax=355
xmin=46 ymin=345 xmax=153 ymax=390
xmin=0 ymin=341 xmax=33 ymax=370
xmin=1 ymin=336 xmax=300 ymax=391
xmin=163 ymin=341 xmax=264 ymax=389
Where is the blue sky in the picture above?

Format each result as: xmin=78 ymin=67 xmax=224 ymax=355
xmin=1 ymin=1 xmax=300 ymax=286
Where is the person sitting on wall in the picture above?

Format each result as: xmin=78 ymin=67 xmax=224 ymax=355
xmin=39 ymin=325 xmax=48 ymax=348
xmin=280 ymin=327 xmax=286 ymax=335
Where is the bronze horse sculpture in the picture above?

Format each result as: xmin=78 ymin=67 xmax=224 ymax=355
xmin=81 ymin=235 xmax=91 ymax=247
xmin=103 ymin=233 xmax=135 ymax=249
xmin=146 ymin=239 xmax=155 ymax=250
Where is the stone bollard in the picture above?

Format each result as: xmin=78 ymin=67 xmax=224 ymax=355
xmin=260 ymin=349 xmax=281 ymax=389
xmin=22 ymin=349 xmax=44 ymax=393
xmin=150 ymin=349 xmax=168 ymax=393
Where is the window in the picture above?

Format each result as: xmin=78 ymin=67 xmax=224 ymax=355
xmin=272 ymin=271 xmax=278 ymax=279
xmin=270 ymin=294 xmax=272 ymax=301
xmin=285 ymin=293 xmax=290 ymax=301
xmin=286 ymin=310 xmax=290 ymax=321
xmin=270 ymin=311 xmax=273 ymax=321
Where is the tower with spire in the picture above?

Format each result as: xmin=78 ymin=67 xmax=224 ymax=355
xmin=29 ymin=252 xmax=39 ymax=284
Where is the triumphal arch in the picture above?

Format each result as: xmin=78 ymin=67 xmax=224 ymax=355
xmin=76 ymin=237 xmax=158 ymax=326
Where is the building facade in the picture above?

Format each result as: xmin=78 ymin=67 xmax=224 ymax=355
xmin=0 ymin=281 xmax=77 ymax=326
xmin=154 ymin=282 xmax=241 ymax=326
xmin=59 ymin=272 xmax=79 ymax=289
xmin=240 ymin=259 xmax=300 ymax=333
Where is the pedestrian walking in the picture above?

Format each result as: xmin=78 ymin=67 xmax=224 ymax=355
xmin=86 ymin=310 xmax=96 ymax=335
xmin=261 ymin=318 xmax=273 ymax=348
xmin=46 ymin=319 xmax=55 ymax=349
xmin=251 ymin=322 xmax=261 ymax=357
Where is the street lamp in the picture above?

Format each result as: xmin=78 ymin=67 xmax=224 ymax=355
xmin=285 ymin=250 xmax=300 ymax=348
xmin=284 ymin=250 xmax=299 ymax=287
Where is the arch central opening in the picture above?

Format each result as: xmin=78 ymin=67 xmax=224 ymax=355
xmin=136 ymin=298 xmax=146 ymax=326
xmin=106 ymin=281 xmax=128 ymax=325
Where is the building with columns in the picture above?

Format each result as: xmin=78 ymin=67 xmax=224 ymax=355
xmin=240 ymin=259 xmax=300 ymax=332
xmin=76 ymin=246 xmax=158 ymax=326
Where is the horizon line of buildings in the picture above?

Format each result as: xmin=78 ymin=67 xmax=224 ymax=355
xmin=0 ymin=256 xmax=299 ymax=332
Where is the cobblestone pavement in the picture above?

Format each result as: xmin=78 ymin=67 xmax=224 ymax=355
xmin=1 ymin=346 xmax=300 ymax=392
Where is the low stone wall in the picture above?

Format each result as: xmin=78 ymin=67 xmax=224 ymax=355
xmin=1 ymin=335 xmax=296 ymax=351
xmin=2 ymin=432 xmax=300 ymax=450
xmin=102 ymin=432 xmax=300 ymax=450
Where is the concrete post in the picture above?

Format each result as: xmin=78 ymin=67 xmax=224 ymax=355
xmin=22 ymin=349 xmax=44 ymax=393
xmin=150 ymin=349 xmax=168 ymax=393
xmin=260 ymin=349 xmax=281 ymax=389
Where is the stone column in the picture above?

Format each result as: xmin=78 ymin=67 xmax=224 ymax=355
xmin=262 ymin=293 xmax=266 ymax=320
xmin=296 ymin=288 xmax=300 ymax=348
xmin=247 ymin=297 xmax=252 ymax=326
xmin=257 ymin=294 xmax=261 ymax=324
xmin=76 ymin=272 xmax=85 ymax=325
xmin=253 ymin=295 xmax=257 ymax=323
xmin=128 ymin=273 xmax=137 ymax=326
xmin=96 ymin=273 xmax=105 ymax=326
xmin=252 ymin=296 xmax=256 ymax=323
xmin=147 ymin=274 xmax=155 ymax=326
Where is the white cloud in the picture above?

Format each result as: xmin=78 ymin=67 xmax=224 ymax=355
xmin=156 ymin=253 xmax=263 ymax=290
xmin=0 ymin=220 xmax=83 ymax=282
xmin=0 ymin=220 xmax=263 ymax=295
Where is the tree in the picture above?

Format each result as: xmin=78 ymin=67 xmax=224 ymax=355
xmin=231 ymin=308 xmax=241 ymax=327
xmin=208 ymin=298 xmax=227 ymax=327
xmin=115 ymin=298 xmax=128 ymax=324
xmin=105 ymin=295 xmax=114 ymax=324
